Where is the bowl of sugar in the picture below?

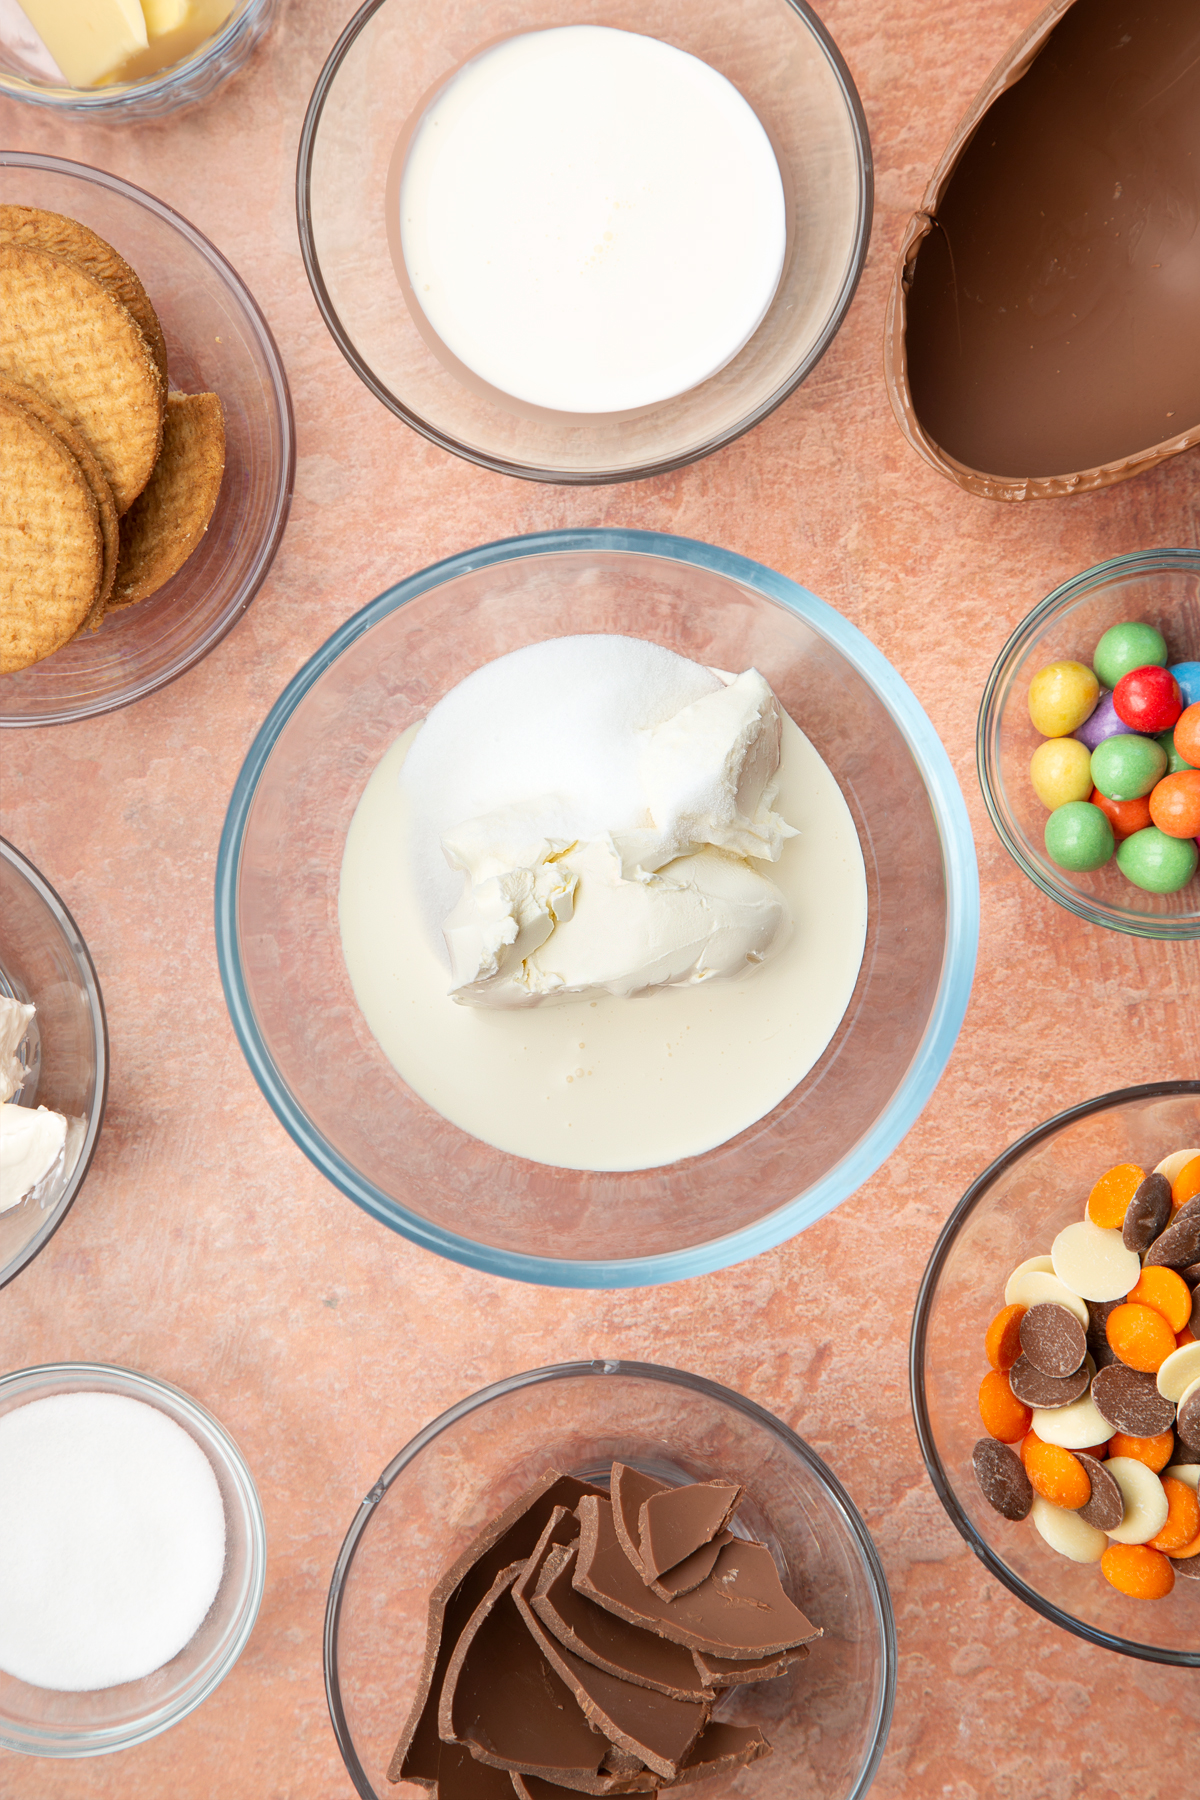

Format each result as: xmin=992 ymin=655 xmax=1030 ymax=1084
xmin=216 ymin=528 xmax=979 ymax=1287
xmin=0 ymin=1363 xmax=265 ymax=1757
xmin=298 ymin=0 xmax=871 ymax=481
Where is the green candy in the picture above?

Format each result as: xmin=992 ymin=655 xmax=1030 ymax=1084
xmin=1093 ymin=621 xmax=1169 ymax=689
xmin=1157 ymin=728 xmax=1192 ymax=776
xmin=1117 ymin=828 xmax=1199 ymax=894
xmin=1090 ymin=733 xmax=1167 ymax=801
xmin=1045 ymin=801 xmax=1114 ymax=872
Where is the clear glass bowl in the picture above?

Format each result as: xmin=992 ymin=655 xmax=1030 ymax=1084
xmin=977 ymin=548 xmax=1200 ymax=939
xmin=325 ymin=1360 xmax=896 ymax=1800
xmin=297 ymin=0 xmax=872 ymax=482
xmin=910 ymin=1081 xmax=1200 ymax=1666
xmin=0 ymin=0 xmax=276 ymax=121
xmin=215 ymin=528 xmax=979 ymax=1286
xmin=0 ymin=1362 xmax=267 ymax=1755
xmin=0 ymin=838 xmax=107 ymax=1291
xmin=0 ymin=153 xmax=295 ymax=728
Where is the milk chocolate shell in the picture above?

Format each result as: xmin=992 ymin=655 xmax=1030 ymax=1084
xmin=884 ymin=0 xmax=1200 ymax=501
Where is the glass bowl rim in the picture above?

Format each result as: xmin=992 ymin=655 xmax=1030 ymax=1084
xmin=975 ymin=546 xmax=1200 ymax=941
xmin=0 ymin=150 xmax=297 ymax=731
xmin=323 ymin=1356 xmax=898 ymax=1800
xmin=0 ymin=1359 xmax=268 ymax=1755
xmin=0 ymin=0 xmax=266 ymax=108
xmin=908 ymin=1077 xmax=1200 ymax=1667
xmin=0 ymin=836 xmax=109 ymax=1293
xmin=294 ymin=0 xmax=874 ymax=485
xmin=214 ymin=525 xmax=980 ymax=1288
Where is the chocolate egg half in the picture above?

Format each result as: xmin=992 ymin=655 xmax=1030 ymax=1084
xmin=885 ymin=0 xmax=1200 ymax=501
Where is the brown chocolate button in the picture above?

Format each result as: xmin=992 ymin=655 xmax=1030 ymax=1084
xmin=1178 ymin=1386 xmax=1200 ymax=1454
xmin=1172 ymin=1552 xmax=1200 ymax=1580
xmin=1018 ymin=1302 xmax=1087 ymax=1377
xmin=1092 ymin=1363 xmax=1177 ymax=1438
xmin=1086 ymin=1296 xmax=1121 ymax=1369
xmin=1144 ymin=1209 xmax=1200 ymax=1270
xmin=1075 ymin=1455 xmax=1124 ymax=1531
xmin=1007 ymin=1352 xmax=1090 ymax=1410
xmin=1123 ymin=1173 xmax=1173 ymax=1255
xmin=972 ymin=1438 xmax=1033 ymax=1521
xmin=1180 ymin=1262 xmax=1200 ymax=1289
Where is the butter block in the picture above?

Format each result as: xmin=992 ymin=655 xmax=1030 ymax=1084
xmin=16 ymin=0 xmax=148 ymax=86
xmin=140 ymin=0 xmax=187 ymax=35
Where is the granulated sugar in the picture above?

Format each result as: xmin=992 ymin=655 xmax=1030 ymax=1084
xmin=398 ymin=634 xmax=722 ymax=953
xmin=0 ymin=1391 xmax=226 ymax=1691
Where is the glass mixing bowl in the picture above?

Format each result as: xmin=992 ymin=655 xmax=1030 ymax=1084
xmin=0 ymin=0 xmax=277 ymax=122
xmin=911 ymin=1081 xmax=1200 ymax=1666
xmin=0 ymin=838 xmax=107 ymax=1291
xmin=0 ymin=154 xmax=295 ymax=728
xmin=325 ymin=1360 xmax=896 ymax=1800
xmin=0 ymin=1362 xmax=266 ymax=1756
xmin=215 ymin=528 xmax=978 ymax=1286
xmin=297 ymin=0 xmax=871 ymax=482
xmin=977 ymin=548 xmax=1200 ymax=939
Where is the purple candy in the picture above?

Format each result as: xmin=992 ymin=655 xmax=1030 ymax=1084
xmin=1073 ymin=688 xmax=1135 ymax=751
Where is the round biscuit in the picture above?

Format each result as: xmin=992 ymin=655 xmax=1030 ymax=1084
xmin=111 ymin=390 xmax=226 ymax=610
xmin=0 ymin=205 xmax=168 ymax=387
xmin=0 ymin=242 xmax=164 ymax=514
xmin=0 ymin=398 xmax=103 ymax=673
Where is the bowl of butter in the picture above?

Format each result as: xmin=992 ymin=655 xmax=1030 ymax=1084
xmin=0 ymin=0 xmax=276 ymax=118
xmin=0 ymin=838 xmax=107 ymax=1290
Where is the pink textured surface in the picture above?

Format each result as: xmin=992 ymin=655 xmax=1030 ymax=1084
xmin=1 ymin=0 xmax=1198 ymax=1794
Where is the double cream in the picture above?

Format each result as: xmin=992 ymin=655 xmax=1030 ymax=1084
xmin=420 ymin=657 xmax=797 ymax=1008
xmin=0 ymin=996 xmax=75 ymax=1212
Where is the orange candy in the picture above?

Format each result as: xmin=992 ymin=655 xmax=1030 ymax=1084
xmin=1086 ymin=1162 xmax=1145 ymax=1229
xmin=1147 ymin=1478 xmax=1200 ymax=1554
xmin=1021 ymin=1434 xmax=1091 ymax=1509
xmin=985 ymin=1303 xmax=1027 ymax=1372
xmin=1106 ymin=1430 xmax=1175 ymax=1472
xmin=1172 ymin=1153 xmax=1200 ymax=1210
xmin=979 ymin=1369 xmax=1033 ymax=1443
xmin=1178 ymin=1326 xmax=1198 ymax=1348
xmin=1125 ymin=1266 xmax=1193 ymax=1334
xmin=1106 ymin=1301 xmax=1178 ymax=1373
xmin=1101 ymin=1543 xmax=1175 ymax=1599
xmin=1166 ymin=1526 xmax=1200 ymax=1561
xmin=1089 ymin=788 xmax=1152 ymax=843
xmin=1149 ymin=769 xmax=1200 ymax=838
xmin=1173 ymin=701 xmax=1200 ymax=767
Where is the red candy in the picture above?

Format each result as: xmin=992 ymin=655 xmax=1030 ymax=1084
xmin=1113 ymin=666 xmax=1183 ymax=734
xmin=1090 ymin=788 xmax=1152 ymax=842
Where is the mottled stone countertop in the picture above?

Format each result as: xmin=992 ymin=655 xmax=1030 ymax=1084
xmin=2 ymin=0 xmax=1198 ymax=1795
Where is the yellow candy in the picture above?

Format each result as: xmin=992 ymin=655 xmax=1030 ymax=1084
xmin=1028 ymin=661 xmax=1100 ymax=737
xmin=1030 ymin=736 xmax=1094 ymax=810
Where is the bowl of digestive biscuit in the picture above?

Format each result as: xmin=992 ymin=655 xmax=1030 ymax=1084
xmin=0 ymin=153 xmax=294 ymax=727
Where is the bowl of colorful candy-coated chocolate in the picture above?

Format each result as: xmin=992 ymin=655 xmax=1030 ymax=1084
xmin=912 ymin=1081 xmax=1200 ymax=1665
xmin=977 ymin=548 xmax=1200 ymax=939
xmin=325 ymin=1360 xmax=896 ymax=1800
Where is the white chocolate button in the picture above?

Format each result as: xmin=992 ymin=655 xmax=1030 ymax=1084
xmin=1153 ymin=1148 xmax=1200 ymax=1184
xmin=1031 ymin=1392 xmax=1113 ymax=1449
xmin=1051 ymin=1220 xmax=1142 ymax=1302
xmin=1030 ymin=1494 xmax=1107 ymax=1562
xmin=1104 ymin=1456 xmax=1170 ymax=1544
xmin=1003 ymin=1255 xmax=1055 ymax=1305
xmin=1004 ymin=1269 xmax=1089 ymax=1327
xmin=1164 ymin=1464 xmax=1200 ymax=1492
xmin=1156 ymin=1341 xmax=1200 ymax=1403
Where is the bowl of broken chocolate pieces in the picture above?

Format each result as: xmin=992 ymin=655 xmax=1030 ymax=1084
xmin=325 ymin=1360 xmax=895 ymax=1800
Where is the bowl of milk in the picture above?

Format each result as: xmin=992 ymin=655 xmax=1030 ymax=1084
xmin=215 ymin=528 xmax=978 ymax=1286
xmin=298 ymin=1 xmax=872 ymax=481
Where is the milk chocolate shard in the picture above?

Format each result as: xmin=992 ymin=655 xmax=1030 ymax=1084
xmin=646 ymin=1532 xmax=733 ymax=1601
xmin=532 ymin=1543 xmax=710 ymax=1699
xmin=691 ymin=1643 xmax=809 ymax=1689
xmin=439 ymin=1563 xmax=610 ymax=1784
xmin=637 ymin=1480 xmax=743 ymax=1585
xmin=573 ymin=1496 xmax=820 ymax=1659
xmin=388 ymin=1471 xmax=605 ymax=1788
xmin=665 ymin=1721 xmax=772 ymax=1786
xmin=610 ymin=1464 xmax=668 ymax=1578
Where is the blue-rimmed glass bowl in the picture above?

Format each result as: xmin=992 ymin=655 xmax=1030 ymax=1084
xmin=0 ymin=1362 xmax=267 ymax=1756
xmin=215 ymin=528 xmax=978 ymax=1286
xmin=911 ymin=1081 xmax=1200 ymax=1665
xmin=325 ymin=1360 xmax=896 ymax=1800
xmin=977 ymin=548 xmax=1200 ymax=939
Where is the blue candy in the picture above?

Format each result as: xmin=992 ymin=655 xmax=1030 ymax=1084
xmin=1170 ymin=662 xmax=1200 ymax=708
